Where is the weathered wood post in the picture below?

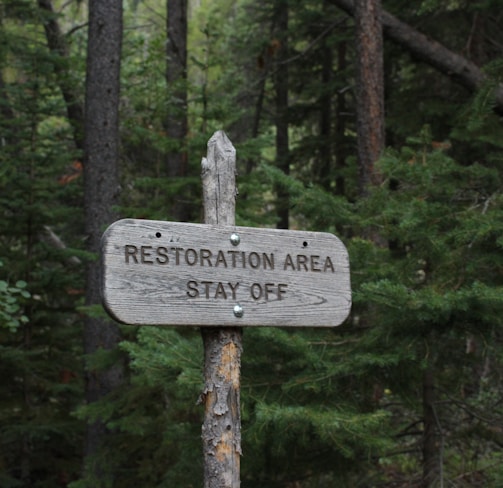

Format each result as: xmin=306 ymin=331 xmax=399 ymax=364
xmin=200 ymin=131 xmax=242 ymax=488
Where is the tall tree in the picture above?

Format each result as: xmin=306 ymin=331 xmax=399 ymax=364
xmin=166 ymin=0 xmax=189 ymax=221
xmin=274 ymin=0 xmax=290 ymax=229
xmin=83 ymin=0 xmax=125 ymax=482
xmin=334 ymin=37 xmax=349 ymax=197
xmin=37 ymin=0 xmax=85 ymax=151
xmin=318 ymin=0 xmax=335 ymax=192
xmin=354 ymin=0 xmax=385 ymax=193
xmin=0 ymin=3 xmax=86 ymax=486
xmin=422 ymin=366 xmax=440 ymax=487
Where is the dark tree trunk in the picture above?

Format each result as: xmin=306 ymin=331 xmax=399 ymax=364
xmin=318 ymin=1 xmax=333 ymax=192
xmin=274 ymin=0 xmax=290 ymax=229
xmin=244 ymin=28 xmax=274 ymax=176
xmin=422 ymin=367 xmax=441 ymax=487
xmin=467 ymin=12 xmax=488 ymax=66
xmin=244 ymin=78 xmax=266 ymax=176
xmin=165 ymin=0 xmax=189 ymax=221
xmin=83 ymin=0 xmax=125 ymax=481
xmin=354 ymin=0 xmax=385 ymax=195
xmin=0 ymin=75 xmax=14 ymax=120
xmin=0 ymin=74 xmax=17 ymax=146
xmin=37 ymin=0 xmax=85 ymax=151
xmin=328 ymin=0 xmax=503 ymax=115
xmin=334 ymin=39 xmax=348 ymax=197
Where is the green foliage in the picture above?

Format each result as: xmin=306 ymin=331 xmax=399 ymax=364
xmin=354 ymin=141 xmax=503 ymax=483
xmin=238 ymin=325 xmax=396 ymax=485
xmin=2 ymin=0 xmax=503 ymax=486
xmin=0 ymin=262 xmax=30 ymax=331
xmin=0 ymin=2 xmax=85 ymax=486
xmin=73 ymin=328 xmax=204 ymax=488
xmin=265 ymin=127 xmax=503 ymax=484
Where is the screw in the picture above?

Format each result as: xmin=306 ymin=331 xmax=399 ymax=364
xmin=233 ymin=304 xmax=244 ymax=318
xmin=230 ymin=233 xmax=240 ymax=246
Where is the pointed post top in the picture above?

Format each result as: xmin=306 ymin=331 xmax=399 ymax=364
xmin=201 ymin=131 xmax=237 ymax=227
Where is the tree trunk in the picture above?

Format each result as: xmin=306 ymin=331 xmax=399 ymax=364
xmin=244 ymin=28 xmax=273 ymax=176
xmin=318 ymin=1 xmax=333 ymax=192
xmin=166 ymin=0 xmax=189 ymax=221
xmin=354 ymin=0 xmax=385 ymax=195
xmin=334 ymin=39 xmax=347 ymax=197
xmin=37 ymin=0 xmax=85 ymax=151
xmin=200 ymin=131 xmax=242 ymax=488
xmin=244 ymin=78 xmax=266 ymax=176
xmin=328 ymin=0 xmax=503 ymax=115
xmin=83 ymin=0 xmax=125 ymax=482
xmin=422 ymin=367 xmax=441 ymax=487
xmin=274 ymin=0 xmax=290 ymax=229
xmin=466 ymin=12 xmax=488 ymax=66
xmin=0 ymin=74 xmax=18 ymax=146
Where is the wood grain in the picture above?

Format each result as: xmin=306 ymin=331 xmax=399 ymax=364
xmin=101 ymin=219 xmax=351 ymax=327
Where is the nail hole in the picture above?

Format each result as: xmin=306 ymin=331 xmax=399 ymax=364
xmin=156 ymin=232 xmax=162 ymax=238
xmin=303 ymin=241 xmax=308 ymax=248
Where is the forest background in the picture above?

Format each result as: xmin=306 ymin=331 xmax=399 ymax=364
xmin=1 ymin=0 xmax=503 ymax=487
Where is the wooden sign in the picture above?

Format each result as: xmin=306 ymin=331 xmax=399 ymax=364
xmin=101 ymin=218 xmax=351 ymax=327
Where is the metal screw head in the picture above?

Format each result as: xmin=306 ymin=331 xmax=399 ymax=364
xmin=233 ymin=304 xmax=244 ymax=318
xmin=230 ymin=233 xmax=240 ymax=246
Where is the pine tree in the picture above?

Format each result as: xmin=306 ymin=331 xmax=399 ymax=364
xmin=3 ymin=1 xmax=503 ymax=486
xmin=0 ymin=2 xmax=86 ymax=485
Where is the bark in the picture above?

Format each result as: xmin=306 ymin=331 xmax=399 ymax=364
xmin=274 ymin=0 xmax=290 ymax=229
xmin=165 ymin=0 xmax=189 ymax=220
xmin=354 ymin=0 xmax=385 ymax=194
xmin=318 ymin=1 xmax=333 ymax=191
xmin=201 ymin=328 xmax=242 ymax=488
xmin=422 ymin=367 xmax=441 ymax=487
xmin=244 ymin=30 xmax=274 ymax=176
xmin=83 ymin=0 xmax=124 ymax=481
xmin=201 ymin=131 xmax=242 ymax=488
xmin=328 ymin=0 xmax=503 ymax=115
xmin=37 ymin=0 xmax=85 ymax=150
xmin=334 ymin=40 xmax=348 ymax=197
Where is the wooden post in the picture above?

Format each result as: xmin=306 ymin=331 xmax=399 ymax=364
xmin=100 ymin=131 xmax=351 ymax=485
xmin=200 ymin=131 xmax=242 ymax=488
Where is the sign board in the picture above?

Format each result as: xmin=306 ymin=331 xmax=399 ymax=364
xmin=101 ymin=219 xmax=351 ymax=327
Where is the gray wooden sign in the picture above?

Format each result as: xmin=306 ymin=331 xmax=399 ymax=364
xmin=101 ymin=218 xmax=351 ymax=327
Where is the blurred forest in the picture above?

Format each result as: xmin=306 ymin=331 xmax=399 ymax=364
xmin=1 ymin=0 xmax=503 ymax=486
